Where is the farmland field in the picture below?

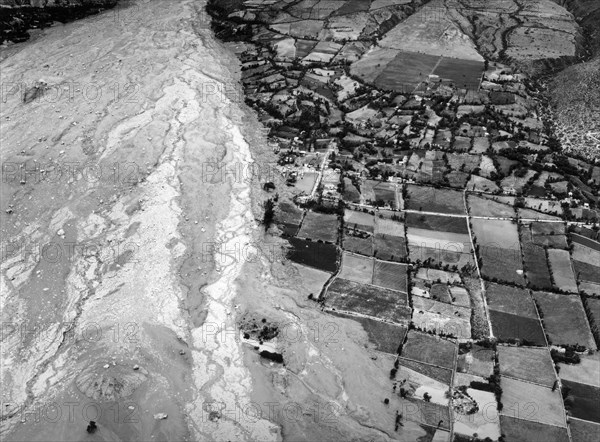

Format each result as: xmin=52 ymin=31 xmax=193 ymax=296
xmin=572 ymin=233 xmax=600 ymax=251
xmin=344 ymin=209 xmax=375 ymax=232
xmin=572 ymin=242 xmax=600 ymax=267
xmin=485 ymin=283 xmax=537 ymax=318
xmin=287 ymin=237 xmax=338 ymax=272
xmin=558 ymin=354 xmax=600 ymax=388
xmin=499 ymin=416 xmax=570 ymax=442
xmin=325 ymin=278 xmax=411 ymax=323
xmin=412 ymin=297 xmax=471 ymax=338
xmin=456 ymin=344 xmax=494 ymax=378
xmin=472 ymin=218 xmax=520 ymax=248
xmin=547 ymin=248 xmax=578 ymax=292
xmin=373 ymin=234 xmax=407 ymax=262
xmin=500 ymin=377 xmax=566 ymax=427
xmin=406 ymin=185 xmax=465 ymax=215
xmin=398 ymin=357 xmax=453 ymax=385
xmin=573 ymin=260 xmax=600 ymax=284
xmin=408 ymin=243 xmax=474 ymax=269
xmin=479 ymin=244 xmax=526 ymax=285
xmin=569 ymin=419 xmax=600 ymax=442
xmin=343 ymin=235 xmax=374 ymax=256
xmin=403 ymin=397 xmax=451 ymax=431
xmin=406 ymin=213 xmax=469 ymax=234
xmin=497 ymin=345 xmax=556 ymax=388
xmin=297 ymin=211 xmax=339 ymax=243
xmin=401 ymin=331 xmax=456 ymax=370
xmin=373 ymin=50 xmax=440 ymax=91
xmin=489 ymin=310 xmax=546 ymax=345
xmin=372 ymin=260 xmax=408 ymax=292
xmin=338 ymin=252 xmax=374 ymax=284
xmin=332 ymin=312 xmax=407 ymax=354
xmin=532 ymin=292 xmax=595 ymax=350
xmin=374 ymin=217 xmax=405 ymax=237
xmin=562 ymin=380 xmax=600 ymax=423
xmin=453 ymin=387 xmax=501 ymax=440
xmin=396 ymin=365 xmax=450 ymax=406
xmin=406 ymin=227 xmax=471 ymax=254
xmin=580 ymin=281 xmax=600 ymax=296
xmin=433 ymin=57 xmax=484 ymax=89
xmin=520 ymin=236 xmax=553 ymax=290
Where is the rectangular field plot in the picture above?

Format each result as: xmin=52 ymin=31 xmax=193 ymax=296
xmin=332 ymin=312 xmax=407 ymax=354
xmin=562 ymin=380 xmax=600 ymax=424
xmin=573 ymin=260 xmax=600 ymax=284
xmin=344 ymin=209 xmax=375 ymax=232
xmin=559 ymin=354 xmax=600 ymax=388
xmin=338 ymin=252 xmax=374 ymax=284
xmin=572 ymin=233 xmax=600 ymax=251
xmin=372 ymin=260 xmax=408 ymax=292
xmin=406 ymin=185 xmax=466 ymax=215
xmin=400 ymin=330 xmax=456 ymax=370
xmin=479 ymin=244 xmax=526 ymax=285
xmin=287 ymin=237 xmax=338 ymax=272
xmin=343 ymin=235 xmax=374 ymax=256
xmin=472 ymin=218 xmax=520 ymax=248
xmin=521 ymin=239 xmax=553 ymax=290
xmin=411 ymin=297 xmax=471 ymax=338
xmin=453 ymin=387 xmax=501 ymax=441
xmin=456 ymin=344 xmax=494 ymax=378
xmin=297 ymin=211 xmax=339 ymax=243
xmin=489 ymin=310 xmax=546 ymax=345
xmin=325 ymin=278 xmax=410 ymax=323
xmin=373 ymin=234 xmax=407 ymax=262
xmin=408 ymin=243 xmax=474 ymax=269
xmin=499 ymin=416 xmax=569 ymax=442
xmin=547 ymin=248 xmax=578 ymax=293
xmin=485 ymin=283 xmax=537 ymax=318
xmin=398 ymin=357 xmax=453 ymax=385
xmin=374 ymin=216 xmax=405 ymax=237
xmin=396 ymin=365 xmax=450 ymax=406
xmin=402 ymin=398 xmax=451 ymax=431
xmin=572 ymin=242 xmax=600 ymax=266
xmin=500 ymin=377 xmax=566 ymax=427
xmin=407 ymin=227 xmax=471 ymax=254
xmin=374 ymin=51 xmax=440 ymax=91
xmin=580 ymin=281 xmax=600 ymax=296
xmin=497 ymin=345 xmax=557 ymax=388
xmin=569 ymin=419 xmax=600 ymax=442
xmin=406 ymin=213 xmax=469 ymax=234
xmin=532 ymin=292 xmax=595 ymax=350
xmin=432 ymin=57 xmax=484 ymax=90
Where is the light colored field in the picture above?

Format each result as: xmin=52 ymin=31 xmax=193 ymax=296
xmin=338 ymin=252 xmax=374 ymax=284
xmin=344 ymin=209 xmax=375 ymax=231
xmin=471 ymin=137 xmax=490 ymax=153
xmin=449 ymin=287 xmax=470 ymax=308
xmin=467 ymin=175 xmax=500 ymax=193
xmin=500 ymin=377 xmax=566 ymax=427
xmin=506 ymin=27 xmax=577 ymax=60
xmin=472 ymin=218 xmax=520 ymax=248
xmin=518 ymin=207 xmax=562 ymax=221
xmin=323 ymin=12 xmax=370 ymax=40
xmin=523 ymin=198 xmax=563 ymax=215
xmin=271 ymin=19 xmax=323 ymax=38
xmin=579 ymin=281 xmax=600 ymax=296
xmin=411 ymin=310 xmax=471 ymax=339
xmin=297 ymin=211 xmax=338 ymax=243
xmin=370 ymin=0 xmax=412 ymax=9
xmin=273 ymin=37 xmax=296 ymax=59
xmin=346 ymin=104 xmax=378 ymax=122
xmin=304 ymin=41 xmax=343 ymax=62
xmin=498 ymin=346 xmax=556 ymax=388
xmin=415 ymin=268 xmax=461 ymax=284
xmin=294 ymin=171 xmax=318 ymax=194
xmin=572 ymin=243 xmax=600 ymax=267
xmin=407 ymin=228 xmax=471 ymax=254
xmin=479 ymin=155 xmax=496 ymax=177
xmin=453 ymin=388 xmax=501 ymax=441
xmin=375 ymin=0 xmax=483 ymax=61
xmin=350 ymin=46 xmax=398 ymax=81
xmin=558 ymin=353 xmax=600 ymax=388
xmin=397 ymin=365 xmax=450 ymax=406
xmin=547 ymin=248 xmax=578 ymax=293
xmin=374 ymin=217 xmax=405 ymax=237
xmin=468 ymin=195 xmax=515 ymax=218
xmin=333 ymin=74 xmax=360 ymax=101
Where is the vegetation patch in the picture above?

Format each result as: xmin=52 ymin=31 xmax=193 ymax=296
xmin=562 ymin=379 xmax=600 ymax=424
xmin=287 ymin=237 xmax=338 ymax=272
xmin=400 ymin=330 xmax=456 ymax=370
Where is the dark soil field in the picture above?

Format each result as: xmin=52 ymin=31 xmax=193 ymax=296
xmin=479 ymin=245 xmax=526 ymax=286
xmin=326 ymin=278 xmax=411 ymax=323
xmin=374 ymin=51 xmax=440 ymax=92
xmin=406 ymin=186 xmax=466 ymax=215
xmin=343 ymin=235 xmax=374 ymax=256
xmin=499 ymin=416 xmax=570 ymax=442
xmin=569 ymin=418 xmax=600 ymax=442
xmin=405 ymin=213 xmax=469 ymax=234
xmin=562 ymin=380 xmax=600 ymax=423
xmin=297 ymin=211 xmax=339 ymax=243
xmin=372 ymin=261 xmax=408 ymax=292
xmin=373 ymin=235 xmax=407 ymax=262
xmin=432 ymin=57 xmax=484 ymax=90
xmin=331 ymin=312 xmax=407 ymax=354
xmin=400 ymin=331 xmax=456 ymax=370
xmin=489 ymin=310 xmax=546 ymax=346
xmin=398 ymin=357 xmax=453 ymax=385
xmin=532 ymin=292 xmax=595 ymax=350
xmin=573 ymin=260 xmax=600 ymax=284
xmin=572 ymin=233 xmax=600 ymax=251
xmin=521 ymin=240 xmax=553 ymax=289
xmin=287 ymin=237 xmax=338 ymax=272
